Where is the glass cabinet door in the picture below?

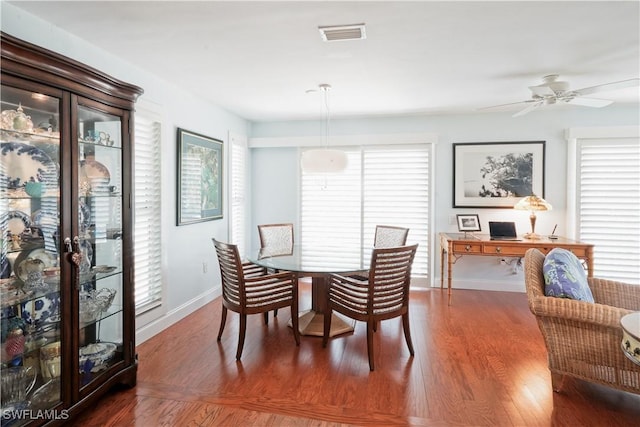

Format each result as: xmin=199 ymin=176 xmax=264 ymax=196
xmin=76 ymin=105 xmax=124 ymax=390
xmin=1 ymin=85 xmax=62 ymax=421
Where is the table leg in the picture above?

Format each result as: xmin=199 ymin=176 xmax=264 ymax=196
xmin=290 ymin=275 xmax=355 ymax=337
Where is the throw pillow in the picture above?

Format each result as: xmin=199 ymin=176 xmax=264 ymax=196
xmin=543 ymin=248 xmax=594 ymax=302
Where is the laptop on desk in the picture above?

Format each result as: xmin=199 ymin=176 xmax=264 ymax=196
xmin=489 ymin=221 xmax=521 ymax=241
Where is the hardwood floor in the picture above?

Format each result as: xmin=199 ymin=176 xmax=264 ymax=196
xmin=71 ymin=282 xmax=640 ymax=426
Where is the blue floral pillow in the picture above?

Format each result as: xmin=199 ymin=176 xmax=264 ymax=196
xmin=543 ymin=248 xmax=594 ymax=302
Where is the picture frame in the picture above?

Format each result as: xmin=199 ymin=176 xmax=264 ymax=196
xmin=453 ymin=141 xmax=545 ymax=208
xmin=177 ymin=128 xmax=223 ymax=225
xmin=456 ymin=214 xmax=481 ymax=232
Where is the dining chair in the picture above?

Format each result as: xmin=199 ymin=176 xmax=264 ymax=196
xmin=212 ymin=238 xmax=300 ymax=360
xmin=257 ymin=223 xmax=295 ymax=319
xmin=323 ymin=243 xmax=419 ymax=371
xmin=258 ymin=223 xmax=294 ymax=249
xmin=373 ymin=225 xmax=409 ymax=248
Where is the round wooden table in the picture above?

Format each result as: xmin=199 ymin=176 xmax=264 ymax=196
xmin=621 ymin=312 xmax=640 ymax=366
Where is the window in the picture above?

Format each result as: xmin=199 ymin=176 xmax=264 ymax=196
xmin=301 ymin=144 xmax=431 ymax=280
xmin=230 ymin=133 xmax=248 ymax=256
xmin=568 ymin=128 xmax=640 ymax=282
xmin=134 ymin=107 xmax=163 ymax=316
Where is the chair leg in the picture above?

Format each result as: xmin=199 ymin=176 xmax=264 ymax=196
xmin=402 ymin=312 xmax=414 ymax=356
xmin=236 ymin=314 xmax=247 ymax=360
xmin=291 ymin=308 xmax=300 ymax=347
xmin=322 ymin=308 xmax=332 ymax=348
xmin=263 ymin=312 xmax=269 ymax=325
xmin=217 ymin=306 xmax=227 ymax=341
xmin=367 ymin=320 xmax=375 ymax=371
xmin=274 ymin=308 xmax=278 ymax=317
xmin=291 ymin=279 xmax=300 ymax=346
xmin=551 ymin=372 xmax=565 ymax=393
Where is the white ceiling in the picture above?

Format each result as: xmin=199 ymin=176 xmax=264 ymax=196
xmin=8 ymin=1 xmax=640 ymax=122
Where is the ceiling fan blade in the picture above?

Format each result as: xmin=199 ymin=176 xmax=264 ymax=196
xmin=477 ymin=100 xmax=530 ymax=111
xmin=529 ymin=85 xmax=555 ymax=97
xmin=567 ymin=97 xmax=613 ymax=108
xmin=512 ymin=101 xmax=542 ymax=117
xmin=574 ymin=78 xmax=640 ymax=96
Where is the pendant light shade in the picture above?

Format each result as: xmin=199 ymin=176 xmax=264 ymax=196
xmin=301 ymin=83 xmax=348 ymax=174
xmin=301 ymin=148 xmax=348 ymax=173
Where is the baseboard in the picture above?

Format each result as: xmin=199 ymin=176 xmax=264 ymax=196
xmin=431 ymin=276 xmax=525 ymax=293
xmin=136 ymin=287 xmax=221 ymax=345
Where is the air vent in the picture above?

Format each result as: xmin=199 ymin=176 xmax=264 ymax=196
xmin=319 ymin=24 xmax=366 ymax=42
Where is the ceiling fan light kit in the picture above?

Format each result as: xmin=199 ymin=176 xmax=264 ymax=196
xmin=481 ymin=74 xmax=640 ymax=117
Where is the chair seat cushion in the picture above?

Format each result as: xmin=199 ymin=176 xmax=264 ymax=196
xmin=543 ymin=248 xmax=594 ymax=303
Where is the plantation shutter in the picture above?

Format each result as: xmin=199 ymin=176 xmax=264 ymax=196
xmin=576 ymin=138 xmax=640 ymax=282
xmin=300 ymin=149 xmax=362 ymax=269
xmin=134 ymin=113 xmax=163 ymax=314
xmin=301 ymin=145 xmax=431 ymax=278
xmin=363 ymin=146 xmax=430 ymax=276
xmin=230 ymin=133 xmax=247 ymax=257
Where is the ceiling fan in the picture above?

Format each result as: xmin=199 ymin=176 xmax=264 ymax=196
xmin=482 ymin=74 xmax=640 ymax=117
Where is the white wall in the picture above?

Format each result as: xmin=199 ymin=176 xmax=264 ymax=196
xmin=1 ymin=3 xmax=252 ymax=343
xmin=250 ymin=107 xmax=640 ymax=292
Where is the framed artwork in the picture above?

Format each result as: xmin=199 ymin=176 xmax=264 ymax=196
xmin=456 ymin=214 xmax=481 ymax=232
xmin=177 ymin=128 xmax=223 ymax=225
xmin=453 ymin=141 xmax=545 ymax=208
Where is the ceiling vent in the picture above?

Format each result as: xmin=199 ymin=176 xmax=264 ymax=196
xmin=318 ymin=24 xmax=366 ymax=42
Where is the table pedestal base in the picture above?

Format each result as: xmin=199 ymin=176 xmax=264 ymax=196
xmin=288 ymin=310 xmax=355 ymax=337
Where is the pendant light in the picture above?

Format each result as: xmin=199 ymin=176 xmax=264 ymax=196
xmin=300 ymin=84 xmax=348 ymax=173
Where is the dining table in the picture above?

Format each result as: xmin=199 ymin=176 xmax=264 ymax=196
xmin=247 ymin=244 xmax=370 ymax=337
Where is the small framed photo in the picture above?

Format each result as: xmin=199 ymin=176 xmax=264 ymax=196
xmin=177 ymin=128 xmax=223 ymax=226
xmin=457 ymin=214 xmax=481 ymax=232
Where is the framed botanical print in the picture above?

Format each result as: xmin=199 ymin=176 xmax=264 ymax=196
xmin=177 ymin=128 xmax=223 ymax=225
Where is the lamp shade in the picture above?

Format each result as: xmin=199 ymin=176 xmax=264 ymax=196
xmin=300 ymin=149 xmax=348 ymax=173
xmin=514 ymin=194 xmax=552 ymax=212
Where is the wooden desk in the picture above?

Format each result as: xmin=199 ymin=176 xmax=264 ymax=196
xmin=439 ymin=233 xmax=594 ymax=305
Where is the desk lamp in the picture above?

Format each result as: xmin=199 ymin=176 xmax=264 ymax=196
xmin=514 ymin=194 xmax=552 ymax=239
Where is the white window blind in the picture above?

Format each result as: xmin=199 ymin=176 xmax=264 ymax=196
xmin=301 ymin=145 xmax=431 ymax=278
xmin=576 ymin=138 xmax=640 ymax=282
xmin=134 ymin=114 xmax=163 ymax=314
xmin=230 ymin=134 xmax=247 ymax=257
xmin=363 ymin=146 xmax=430 ymax=276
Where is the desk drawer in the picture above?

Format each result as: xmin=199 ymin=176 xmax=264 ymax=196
xmin=537 ymin=247 xmax=588 ymax=257
xmin=482 ymin=245 xmax=526 ymax=256
xmin=452 ymin=242 xmax=482 ymax=254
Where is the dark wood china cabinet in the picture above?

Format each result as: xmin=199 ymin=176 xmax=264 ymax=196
xmin=1 ymin=33 xmax=143 ymax=425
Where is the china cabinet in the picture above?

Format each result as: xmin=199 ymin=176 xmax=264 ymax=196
xmin=1 ymin=33 xmax=143 ymax=425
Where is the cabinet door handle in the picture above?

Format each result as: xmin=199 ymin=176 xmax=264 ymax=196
xmin=496 ymin=247 xmax=502 ymax=253
xmin=64 ymin=237 xmax=73 ymax=253
xmin=68 ymin=236 xmax=83 ymax=267
xmin=465 ymin=245 xmax=471 ymax=252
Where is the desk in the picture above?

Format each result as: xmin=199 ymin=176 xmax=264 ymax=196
xmin=248 ymin=245 xmax=369 ymax=337
xmin=621 ymin=312 xmax=640 ymax=366
xmin=439 ymin=233 xmax=594 ymax=305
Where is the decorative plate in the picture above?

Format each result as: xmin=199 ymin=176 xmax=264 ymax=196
xmin=14 ymin=248 xmax=57 ymax=281
xmin=21 ymin=291 xmax=60 ymax=325
xmin=0 ymin=142 xmax=58 ymax=191
xmin=6 ymin=210 xmax=31 ymax=235
xmin=80 ymin=159 xmax=110 ymax=194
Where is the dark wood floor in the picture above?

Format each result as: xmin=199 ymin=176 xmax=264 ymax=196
xmin=71 ymin=281 xmax=640 ymax=426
